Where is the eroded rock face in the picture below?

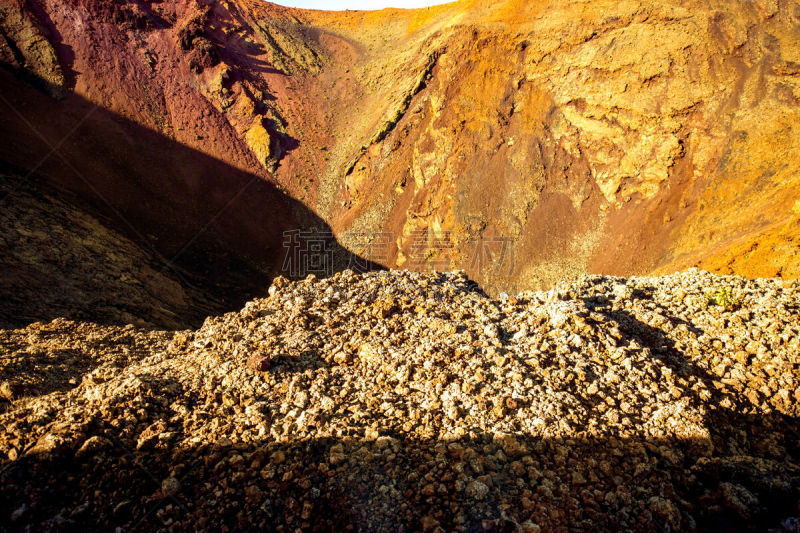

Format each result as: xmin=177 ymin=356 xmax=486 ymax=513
xmin=0 ymin=0 xmax=798 ymax=296
xmin=324 ymin=0 xmax=800 ymax=292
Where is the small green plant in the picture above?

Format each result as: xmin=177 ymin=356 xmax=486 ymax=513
xmin=705 ymin=287 xmax=741 ymax=311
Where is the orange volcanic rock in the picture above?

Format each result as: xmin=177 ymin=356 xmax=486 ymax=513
xmin=0 ymin=0 xmax=798 ymax=296
xmin=0 ymin=0 xmax=67 ymax=98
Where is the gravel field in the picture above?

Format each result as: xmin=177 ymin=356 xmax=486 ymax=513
xmin=1 ymin=269 xmax=799 ymax=531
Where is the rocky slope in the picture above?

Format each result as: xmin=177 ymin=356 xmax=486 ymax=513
xmin=1 ymin=270 xmax=799 ymax=531
xmin=0 ymin=174 xmax=244 ymax=329
xmin=0 ymin=0 xmax=358 ymax=323
xmin=0 ymin=0 xmax=798 ymax=308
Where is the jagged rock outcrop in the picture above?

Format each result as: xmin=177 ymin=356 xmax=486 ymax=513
xmin=0 ymin=0 xmax=68 ymax=98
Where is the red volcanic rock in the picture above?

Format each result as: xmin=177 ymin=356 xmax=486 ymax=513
xmin=186 ymin=37 xmax=220 ymax=73
xmin=246 ymin=352 xmax=272 ymax=372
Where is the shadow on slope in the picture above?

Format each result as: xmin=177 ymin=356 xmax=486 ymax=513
xmin=0 ymin=312 xmax=798 ymax=532
xmin=0 ymin=71 xmax=378 ymax=329
xmin=1 ymin=409 xmax=797 ymax=531
xmin=584 ymin=302 xmax=800 ymax=531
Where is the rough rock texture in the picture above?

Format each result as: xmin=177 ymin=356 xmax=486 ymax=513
xmin=1 ymin=2 xmax=798 ymax=530
xmin=0 ymin=0 xmax=798 ymax=300
xmin=316 ymin=0 xmax=800 ymax=291
xmin=0 ymin=0 xmax=68 ymax=98
xmin=0 ymin=175 xmax=222 ymax=329
xmin=1 ymin=270 xmax=798 ymax=530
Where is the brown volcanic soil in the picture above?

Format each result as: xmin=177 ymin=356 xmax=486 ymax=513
xmin=1 ymin=0 xmax=798 ymax=311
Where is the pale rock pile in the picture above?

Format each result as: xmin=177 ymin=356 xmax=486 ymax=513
xmin=1 ymin=269 xmax=799 ymax=531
